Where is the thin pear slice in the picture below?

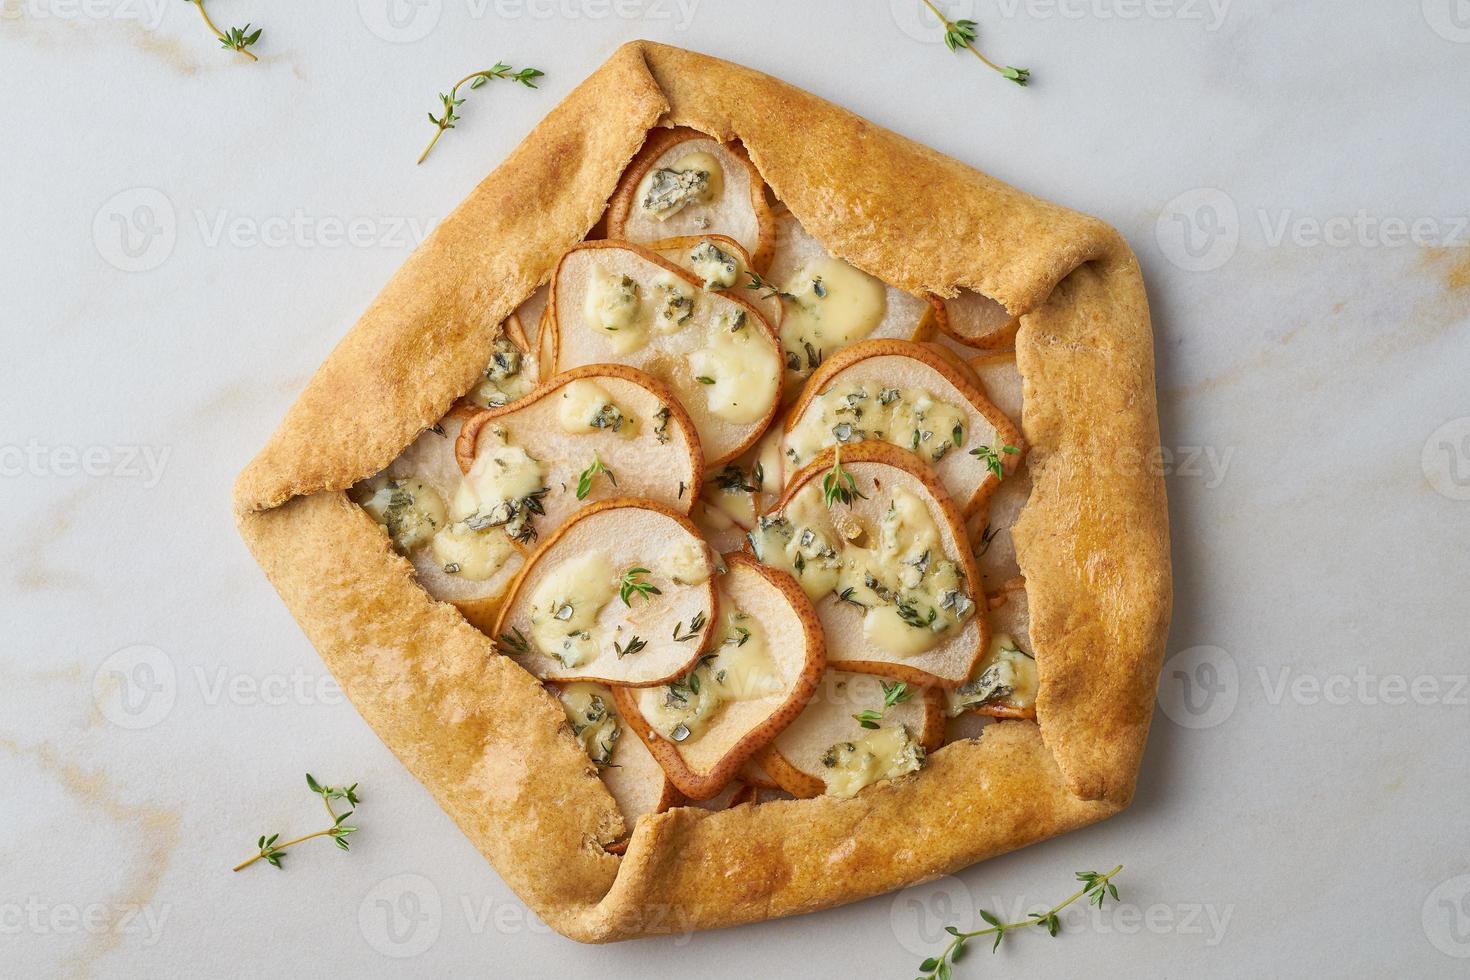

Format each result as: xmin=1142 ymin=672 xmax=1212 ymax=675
xmin=550 ymin=241 xmax=783 ymax=466
xmin=756 ymin=670 xmax=944 ymax=799
xmin=967 ymin=348 xmax=1024 ymax=424
xmin=611 ymin=553 xmax=825 ymax=800
xmin=739 ymin=757 xmax=780 ymax=790
xmin=934 ymin=290 xmax=1019 ymax=350
xmin=782 ymin=339 xmax=1024 ymax=519
xmin=945 ymin=582 xmax=1038 ymax=720
xmin=687 ymin=780 xmax=756 ymax=812
xmin=606 ymin=127 xmax=775 ymax=271
xmin=494 ymin=499 xmax=718 ymax=686
xmin=969 ymin=459 xmax=1031 ymax=590
xmin=646 ymin=233 xmax=783 ymax=330
xmin=351 ymin=405 xmax=525 ymax=635
xmin=747 ymin=442 xmax=988 ymax=688
xmin=455 ymin=365 xmax=702 ymax=539
xmin=553 ymin=682 xmax=680 ymax=833
xmin=765 ymin=209 xmax=940 ymax=389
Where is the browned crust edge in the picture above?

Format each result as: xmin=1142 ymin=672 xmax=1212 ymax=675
xmin=231 ymin=40 xmax=1170 ymax=943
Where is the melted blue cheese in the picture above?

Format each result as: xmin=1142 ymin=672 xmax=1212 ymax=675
xmin=779 ymin=257 xmax=886 ymax=376
xmin=749 ymin=484 xmax=975 ymax=657
xmin=359 ymin=477 xmax=447 ymax=552
xmin=586 ymin=266 xmax=646 ymax=354
xmin=946 ymin=632 xmax=1038 ymax=715
xmin=527 ymin=552 xmax=617 ymax=668
xmin=450 ymin=431 xmax=546 ymax=545
xmin=635 ymin=604 xmax=780 ymax=743
xmin=787 ymin=383 xmax=970 ymax=468
xmin=820 ymin=725 xmax=925 ymax=798
xmin=469 ymin=337 xmax=534 ymax=408
xmin=637 ymin=151 xmax=725 ymax=220
xmin=688 ymin=240 xmax=740 ymax=289
xmin=686 ymin=309 xmax=781 ymax=424
xmin=559 ymin=682 xmax=621 ymax=766
xmin=651 ymin=272 xmax=696 ymax=335
xmin=557 ymin=379 xmax=638 ymax=439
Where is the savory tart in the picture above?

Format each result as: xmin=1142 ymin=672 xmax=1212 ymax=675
xmin=235 ymin=43 xmax=1170 ymax=943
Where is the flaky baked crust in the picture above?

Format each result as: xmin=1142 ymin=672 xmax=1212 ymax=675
xmin=234 ymin=41 xmax=1170 ymax=942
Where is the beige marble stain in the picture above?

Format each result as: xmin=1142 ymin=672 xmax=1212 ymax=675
xmin=10 ymin=485 xmax=99 ymax=593
xmin=0 ymin=737 xmax=182 ymax=979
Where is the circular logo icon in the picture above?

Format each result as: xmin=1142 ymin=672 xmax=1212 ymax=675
xmin=92 ymin=187 xmax=176 ymax=273
xmin=92 ymin=644 xmax=177 ymax=730
xmin=1423 ymin=417 xmax=1470 ymax=501
xmin=1155 ymin=188 xmax=1239 ymax=272
xmin=889 ymin=874 xmax=975 ymax=957
xmin=1424 ymin=875 xmax=1470 ymax=957
xmin=358 ymin=0 xmax=442 ymax=42
xmin=359 ymin=874 xmax=442 ymax=958
xmin=890 ymin=0 xmax=980 ymax=43
xmin=1157 ymin=645 xmax=1238 ymax=729
xmin=1423 ymin=0 xmax=1470 ymax=42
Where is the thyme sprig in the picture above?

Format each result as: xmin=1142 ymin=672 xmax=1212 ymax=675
xmin=918 ymin=865 xmax=1123 ymax=978
xmin=969 ymin=443 xmax=1019 ymax=479
xmin=853 ymin=680 xmax=912 ymax=729
xmin=744 ymin=270 xmax=795 ymax=302
xmin=672 ymin=610 xmax=707 ymax=642
xmin=821 ymin=446 xmax=866 ymax=507
xmin=498 ymin=626 xmax=531 ymax=654
xmin=232 ymin=774 xmax=361 ymax=872
xmin=920 ymin=0 xmax=1031 ymax=86
xmin=418 ymin=62 xmax=545 ymax=165
xmin=184 ymin=1 xmax=261 ymax=62
xmin=618 ymin=567 xmax=661 ymax=606
xmin=576 ymin=454 xmax=616 ymax=500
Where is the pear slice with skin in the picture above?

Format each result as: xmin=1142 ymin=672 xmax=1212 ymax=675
xmin=494 ymin=499 xmax=718 ymax=686
xmin=766 ymin=208 xmax=943 ymax=392
xmin=455 ymin=364 xmax=702 ymax=533
xmin=969 ymin=458 xmax=1031 ymax=591
xmin=967 ymin=348 xmax=1024 ymax=424
xmin=646 ymin=233 xmax=783 ymax=331
xmin=747 ymin=442 xmax=988 ymax=688
xmin=781 ymin=339 xmax=1024 ymax=519
xmin=946 ymin=582 xmax=1038 ymax=720
xmin=932 ymin=289 xmax=1019 ymax=350
xmin=612 ymin=552 xmax=826 ymax=800
xmin=551 ymin=681 xmax=680 ymax=845
xmin=549 ymin=240 xmax=784 ymax=467
xmin=755 ymin=669 xmax=945 ymax=799
xmin=351 ymin=405 xmax=526 ymax=636
xmin=606 ymin=127 xmax=776 ymax=272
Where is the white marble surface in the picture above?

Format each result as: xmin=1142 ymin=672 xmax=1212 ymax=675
xmin=4 ymin=2 xmax=1469 ymax=977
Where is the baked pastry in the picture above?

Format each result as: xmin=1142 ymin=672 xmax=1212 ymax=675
xmin=235 ymin=42 xmax=1170 ymax=942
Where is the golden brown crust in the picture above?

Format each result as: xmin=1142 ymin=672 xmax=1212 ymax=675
xmin=611 ymin=552 xmax=826 ymax=800
xmin=233 ymin=45 xmax=669 ymax=514
xmin=233 ymin=40 xmax=1169 ymax=942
